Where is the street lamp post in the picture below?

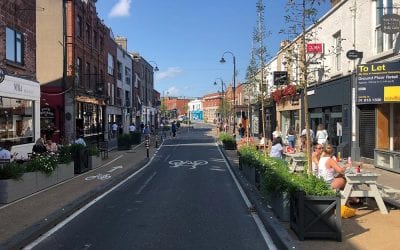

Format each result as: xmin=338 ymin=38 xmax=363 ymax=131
xmin=220 ymin=51 xmax=236 ymax=135
xmin=214 ymin=78 xmax=226 ymax=123
xmin=148 ymin=61 xmax=159 ymax=72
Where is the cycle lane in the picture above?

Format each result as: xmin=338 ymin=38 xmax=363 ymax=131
xmin=0 ymin=142 xmax=159 ymax=249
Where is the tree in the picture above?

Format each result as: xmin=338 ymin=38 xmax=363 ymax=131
xmin=282 ymin=0 xmax=327 ymax=173
xmin=247 ymin=0 xmax=270 ymax=153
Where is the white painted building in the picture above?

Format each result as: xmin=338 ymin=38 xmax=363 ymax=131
xmin=188 ymin=99 xmax=203 ymax=121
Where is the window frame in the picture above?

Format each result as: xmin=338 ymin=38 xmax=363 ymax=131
xmin=6 ymin=27 xmax=24 ymax=65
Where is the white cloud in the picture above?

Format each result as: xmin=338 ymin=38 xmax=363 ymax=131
xmin=108 ymin=0 xmax=132 ymax=18
xmin=166 ymin=86 xmax=179 ymax=96
xmin=155 ymin=67 xmax=183 ymax=82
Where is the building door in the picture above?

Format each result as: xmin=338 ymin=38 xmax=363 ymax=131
xmin=359 ymin=105 xmax=375 ymax=159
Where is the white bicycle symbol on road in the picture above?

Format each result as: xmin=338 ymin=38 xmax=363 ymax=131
xmin=168 ymin=160 xmax=208 ymax=169
xmin=85 ymin=173 xmax=112 ymax=181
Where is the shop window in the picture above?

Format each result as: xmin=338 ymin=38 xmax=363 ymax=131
xmin=6 ymin=27 xmax=23 ymax=65
xmin=0 ymin=97 xmax=34 ymax=145
xmin=393 ymin=104 xmax=400 ymax=151
xmin=76 ymin=16 xmax=83 ymax=38
xmin=376 ymin=104 xmax=390 ymax=150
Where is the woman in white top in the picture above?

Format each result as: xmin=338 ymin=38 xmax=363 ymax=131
xmin=312 ymin=142 xmax=323 ymax=176
xmin=269 ymin=137 xmax=283 ymax=158
xmin=316 ymin=124 xmax=328 ymax=145
xmin=318 ymin=144 xmax=349 ymax=190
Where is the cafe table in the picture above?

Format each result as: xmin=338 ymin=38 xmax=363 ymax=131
xmin=340 ymin=170 xmax=388 ymax=214
xmin=282 ymin=152 xmax=306 ymax=172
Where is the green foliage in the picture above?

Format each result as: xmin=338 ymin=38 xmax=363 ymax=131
xmin=238 ymin=146 xmax=334 ymax=197
xmin=26 ymin=154 xmax=58 ymax=176
xmin=238 ymin=145 xmax=260 ymax=169
xmin=57 ymin=145 xmax=73 ymax=164
xmin=0 ymin=162 xmax=26 ymax=180
xmin=87 ymin=144 xmax=100 ymax=157
xmin=218 ymin=132 xmax=236 ymax=149
xmin=69 ymin=143 xmax=86 ymax=154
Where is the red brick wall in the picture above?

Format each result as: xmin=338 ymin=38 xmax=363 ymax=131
xmin=0 ymin=0 xmax=36 ymax=78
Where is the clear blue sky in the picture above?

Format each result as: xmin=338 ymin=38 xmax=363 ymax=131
xmin=96 ymin=0 xmax=330 ymax=98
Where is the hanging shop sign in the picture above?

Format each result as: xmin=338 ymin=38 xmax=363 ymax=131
xmin=346 ymin=50 xmax=363 ymax=60
xmin=381 ymin=14 xmax=400 ymax=34
xmin=356 ymin=62 xmax=400 ymax=104
xmin=0 ymin=67 xmax=5 ymax=83
xmin=306 ymin=43 xmax=323 ymax=54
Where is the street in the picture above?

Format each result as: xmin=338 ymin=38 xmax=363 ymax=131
xmin=24 ymin=125 xmax=276 ymax=250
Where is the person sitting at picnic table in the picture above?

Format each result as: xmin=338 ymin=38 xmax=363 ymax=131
xmin=318 ymin=144 xmax=349 ymax=190
xmin=75 ymin=135 xmax=86 ymax=146
xmin=32 ymin=138 xmax=47 ymax=155
xmin=46 ymin=139 xmax=58 ymax=153
xmin=312 ymin=142 xmax=323 ymax=176
xmin=0 ymin=140 xmax=13 ymax=160
xmin=269 ymin=137 xmax=284 ymax=159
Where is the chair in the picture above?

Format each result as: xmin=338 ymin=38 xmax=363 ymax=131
xmin=99 ymin=141 xmax=109 ymax=159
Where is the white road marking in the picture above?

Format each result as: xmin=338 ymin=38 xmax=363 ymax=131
xmin=23 ymin=152 xmax=158 ymax=250
xmin=216 ymin=143 xmax=278 ymax=250
xmin=168 ymin=160 xmax=208 ymax=169
xmin=84 ymin=174 xmax=112 ymax=181
xmin=135 ymin=172 xmax=157 ymax=195
xmin=107 ymin=166 xmax=123 ymax=173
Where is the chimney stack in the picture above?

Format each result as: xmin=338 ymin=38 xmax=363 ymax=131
xmin=115 ymin=36 xmax=128 ymax=51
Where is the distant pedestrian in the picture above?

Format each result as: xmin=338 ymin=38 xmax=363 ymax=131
xmin=112 ymin=122 xmax=118 ymax=137
xmin=171 ymin=121 xmax=177 ymax=137
xmin=74 ymin=135 xmax=86 ymax=146
xmin=129 ymin=123 xmax=136 ymax=134
xmin=119 ymin=124 xmax=123 ymax=135
xmin=316 ymin=124 xmax=328 ymax=145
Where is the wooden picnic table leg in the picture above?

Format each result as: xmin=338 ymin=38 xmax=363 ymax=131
xmin=341 ymin=183 xmax=353 ymax=205
xmin=369 ymin=184 xmax=388 ymax=214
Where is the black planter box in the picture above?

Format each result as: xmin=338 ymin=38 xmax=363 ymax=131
xmin=118 ymin=134 xmax=132 ymax=150
xmin=223 ymin=141 xmax=236 ymax=150
xmin=130 ymin=132 xmax=142 ymax=144
xmin=73 ymin=147 xmax=90 ymax=174
xmin=290 ymin=191 xmax=342 ymax=241
xmin=266 ymin=192 xmax=290 ymax=222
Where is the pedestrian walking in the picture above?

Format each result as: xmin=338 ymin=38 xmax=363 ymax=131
xmin=171 ymin=121 xmax=177 ymax=137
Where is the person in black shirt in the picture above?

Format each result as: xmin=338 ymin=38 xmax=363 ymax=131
xmin=32 ymin=138 xmax=47 ymax=154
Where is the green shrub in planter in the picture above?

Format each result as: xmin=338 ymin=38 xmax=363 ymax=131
xmin=26 ymin=153 xmax=58 ymax=176
xmin=57 ymin=145 xmax=73 ymax=164
xmin=87 ymin=144 xmax=100 ymax=157
xmin=117 ymin=133 xmax=132 ymax=150
xmin=218 ymin=132 xmax=236 ymax=150
xmin=0 ymin=162 xmax=26 ymax=180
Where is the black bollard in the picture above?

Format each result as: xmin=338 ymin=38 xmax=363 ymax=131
xmin=146 ymin=137 xmax=149 ymax=158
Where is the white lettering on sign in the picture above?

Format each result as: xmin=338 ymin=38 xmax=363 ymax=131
xmin=168 ymin=160 xmax=208 ymax=169
xmin=14 ymin=83 xmax=23 ymax=92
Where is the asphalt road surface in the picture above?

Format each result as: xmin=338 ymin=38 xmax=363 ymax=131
xmin=25 ymin=125 xmax=276 ymax=250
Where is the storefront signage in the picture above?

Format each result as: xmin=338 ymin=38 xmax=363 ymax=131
xmin=306 ymin=43 xmax=323 ymax=54
xmin=346 ymin=50 xmax=363 ymax=60
xmin=384 ymin=86 xmax=400 ymax=101
xmin=356 ymin=62 xmax=400 ymax=104
xmin=0 ymin=67 xmax=5 ymax=83
xmin=40 ymin=106 xmax=55 ymax=118
xmin=381 ymin=14 xmax=400 ymax=34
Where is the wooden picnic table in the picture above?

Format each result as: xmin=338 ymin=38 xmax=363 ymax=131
xmin=283 ymin=152 xmax=306 ymax=172
xmin=341 ymin=171 xmax=388 ymax=214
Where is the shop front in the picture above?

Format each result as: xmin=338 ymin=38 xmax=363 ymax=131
xmin=306 ymin=75 xmax=352 ymax=157
xmin=276 ymin=94 xmax=300 ymax=146
xmin=0 ymin=75 xmax=40 ymax=158
xmin=357 ymin=62 xmax=400 ymax=172
xmin=76 ymin=96 xmax=105 ymax=144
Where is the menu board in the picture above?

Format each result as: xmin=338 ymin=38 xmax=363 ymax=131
xmin=356 ymin=62 xmax=400 ymax=104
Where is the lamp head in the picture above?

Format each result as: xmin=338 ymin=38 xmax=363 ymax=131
xmin=219 ymin=57 xmax=226 ymax=63
xmin=213 ymin=81 xmax=217 ymax=86
xmin=154 ymin=66 xmax=159 ymax=71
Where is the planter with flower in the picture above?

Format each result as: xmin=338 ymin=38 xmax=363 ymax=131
xmin=218 ymin=132 xmax=236 ymax=150
xmin=0 ymin=152 xmax=74 ymax=204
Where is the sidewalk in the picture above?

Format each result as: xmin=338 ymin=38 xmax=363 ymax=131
xmin=221 ymin=147 xmax=400 ymax=250
xmin=0 ymin=139 xmax=158 ymax=249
